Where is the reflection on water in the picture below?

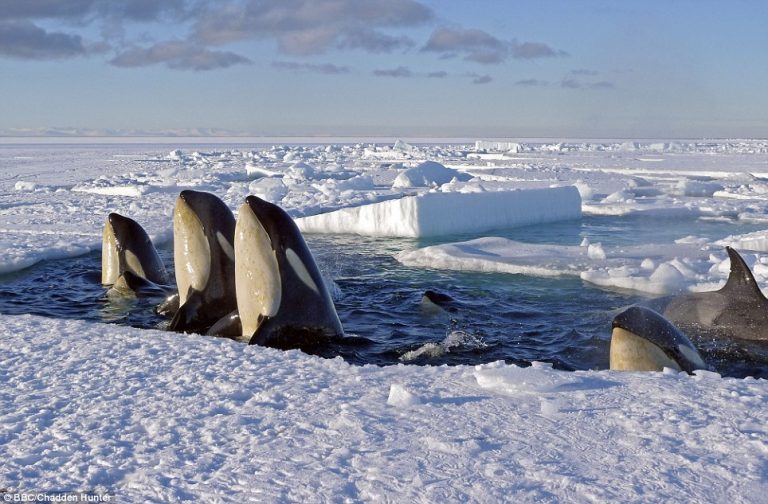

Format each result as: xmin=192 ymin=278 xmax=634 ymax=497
xmin=1 ymin=215 xmax=767 ymax=377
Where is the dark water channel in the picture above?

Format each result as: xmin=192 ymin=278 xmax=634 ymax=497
xmin=2 ymin=215 xmax=767 ymax=378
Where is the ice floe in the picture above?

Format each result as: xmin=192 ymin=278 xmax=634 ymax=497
xmin=297 ymin=186 xmax=581 ymax=237
xmin=397 ymin=236 xmax=768 ymax=295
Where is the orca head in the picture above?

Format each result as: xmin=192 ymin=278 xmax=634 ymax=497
xmin=242 ymin=195 xmax=298 ymax=248
xmin=102 ymin=212 xmax=168 ymax=286
xmin=234 ymin=197 xmax=283 ymax=336
xmin=610 ymin=306 xmax=707 ymax=374
xmin=421 ymin=290 xmax=459 ymax=314
xmin=102 ymin=213 xmax=122 ymax=285
xmin=173 ymin=190 xmax=236 ymax=302
xmin=242 ymin=195 xmax=324 ymax=296
xmin=238 ymin=195 xmax=343 ymax=343
xmin=173 ymin=192 xmax=213 ymax=304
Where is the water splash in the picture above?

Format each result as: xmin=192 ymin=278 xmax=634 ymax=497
xmin=400 ymin=330 xmax=487 ymax=362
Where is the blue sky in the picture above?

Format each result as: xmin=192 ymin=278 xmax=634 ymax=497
xmin=1 ymin=0 xmax=766 ymax=138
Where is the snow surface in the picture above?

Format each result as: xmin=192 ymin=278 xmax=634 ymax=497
xmin=2 ymin=138 xmax=768 ymax=500
xmin=391 ymin=160 xmax=472 ymax=189
xmin=2 ymin=315 xmax=767 ymax=502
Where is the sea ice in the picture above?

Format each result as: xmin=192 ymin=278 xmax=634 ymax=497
xmin=297 ymin=186 xmax=581 ymax=237
xmin=396 ymin=236 xmax=768 ymax=295
xmin=391 ymin=160 xmax=472 ymax=189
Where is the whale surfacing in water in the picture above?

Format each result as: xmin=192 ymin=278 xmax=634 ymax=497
xmin=650 ymin=247 xmax=768 ymax=342
xmin=610 ymin=306 xmax=707 ymax=373
xmin=611 ymin=247 xmax=768 ymax=375
xmin=101 ymin=212 xmax=169 ymax=296
xmin=169 ymin=190 xmax=237 ymax=333
xmin=421 ymin=290 xmax=460 ymax=314
xmin=235 ymin=195 xmax=343 ymax=348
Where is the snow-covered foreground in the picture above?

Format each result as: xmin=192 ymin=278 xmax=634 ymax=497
xmin=2 ymin=315 xmax=767 ymax=502
xmin=2 ymin=138 xmax=768 ymax=500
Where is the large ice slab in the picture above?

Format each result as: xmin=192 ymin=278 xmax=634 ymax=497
xmin=296 ymin=186 xmax=582 ymax=238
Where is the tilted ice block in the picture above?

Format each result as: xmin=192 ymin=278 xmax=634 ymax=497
xmin=296 ymin=186 xmax=582 ymax=238
xmin=473 ymin=140 xmax=523 ymax=153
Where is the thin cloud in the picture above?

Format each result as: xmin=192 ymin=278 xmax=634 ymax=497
xmin=272 ymin=61 xmax=350 ymax=74
xmin=0 ymin=20 xmax=86 ymax=60
xmin=0 ymin=0 xmax=189 ymax=22
xmin=571 ymin=68 xmax=598 ymax=76
xmin=100 ymin=0 xmax=189 ymax=22
xmin=422 ymin=26 xmax=565 ymax=64
xmin=111 ymin=40 xmax=251 ymax=71
xmin=0 ymin=0 xmax=210 ymax=63
xmin=590 ymin=81 xmax=615 ymax=89
xmin=423 ymin=27 xmax=506 ymax=64
xmin=511 ymin=41 xmax=567 ymax=59
xmin=337 ymin=29 xmax=414 ymax=53
xmin=515 ymin=78 xmax=548 ymax=87
xmin=427 ymin=71 xmax=448 ymax=78
xmin=472 ymin=74 xmax=492 ymax=85
xmin=195 ymin=0 xmax=433 ymax=56
xmin=0 ymin=1 xmax=96 ymax=20
xmin=561 ymin=78 xmax=582 ymax=89
xmin=373 ymin=66 xmax=413 ymax=78
xmin=561 ymin=77 xmax=616 ymax=90
xmin=0 ymin=0 xmax=432 ymax=65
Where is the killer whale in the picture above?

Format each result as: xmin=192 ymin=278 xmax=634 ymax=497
xmin=421 ymin=290 xmax=460 ymax=314
xmin=168 ymin=190 xmax=237 ymax=333
xmin=611 ymin=247 xmax=768 ymax=375
xmin=649 ymin=247 xmax=768 ymax=342
xmin=610 ymin=306 xmax=707 ymax=373
xmin=101 ymin=212 xmax=170 ymax=296
xmin=234 ymin=195 xmax=344 ymax=348
xmin=99 ymin=199 xmax=766 ymax=374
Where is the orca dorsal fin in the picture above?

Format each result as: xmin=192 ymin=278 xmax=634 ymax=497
xmin=722 ymin=247 xmax=766 ymax=300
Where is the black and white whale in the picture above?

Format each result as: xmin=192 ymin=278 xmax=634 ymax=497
xmin=610 ymin=306 xmax=707 ymax=373
xmin=168 ymin=190 xmax=237 ymax=333
xmin=101 ymin=212 xmax=170 ymax=296
xmin=421 ymin=290 xmax=461 ymax=314
xmin=648 ymin=247 xmax=768 ymax=342
xmin=611 ymin=247 xmax=768 ymax=375
xmin=234 ymin=195 xmax=344 ymax=348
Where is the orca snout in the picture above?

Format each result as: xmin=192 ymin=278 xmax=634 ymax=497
xmin=610 ymin=306 xmax=707 ymax=374
xmin=244 ymin=195 xmax=273 ymax=216
xmin=107 ymin=212 xmax=135 ymax=233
